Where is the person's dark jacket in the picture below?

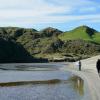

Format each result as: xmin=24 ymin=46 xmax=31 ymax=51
xmin=96 ymin=59 xmax=100 ymax=73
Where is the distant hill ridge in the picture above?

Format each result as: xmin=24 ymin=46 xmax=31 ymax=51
xmin=0 ymin=25 xmax=99 ymax=62
xmin=59 ymin=25 xmax=100 ymax=43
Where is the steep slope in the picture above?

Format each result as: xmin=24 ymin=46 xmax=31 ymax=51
xmin=17 ymin=28 xmax=64 ymax=57
xmin=0 ymin=37 xmax=33 ymax=63
xmin=92 ymin=32 xmax=100 ymax=43
xmin=0 ymin=28 xmax=48 ymax=63
xmin=59 ymin=25 xmax=100 ymax=43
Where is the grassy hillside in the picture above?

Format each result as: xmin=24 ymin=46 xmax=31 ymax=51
xmin=59 ymin=25 xmax=100 ymax=44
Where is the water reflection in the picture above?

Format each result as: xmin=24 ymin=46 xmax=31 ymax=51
xmin=0 ymin=75 xmax=84 ymax=97
xmin=0 ymin=79 xmax=61 ymax=87
xmin=0 ymin=76 xmax=84 ymax=100
xmin=69 ymin=76 xmax=84 ymax=96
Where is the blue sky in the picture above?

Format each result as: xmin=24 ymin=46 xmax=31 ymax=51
xmin=0 ymin=0 xmax=100 ymax=31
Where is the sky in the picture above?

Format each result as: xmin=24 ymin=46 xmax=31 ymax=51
xmin=0 ymin=0 xmax=100 ymax=31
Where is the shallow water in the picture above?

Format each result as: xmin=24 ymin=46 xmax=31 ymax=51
xmin=0 ymin=63 xmax=86 ymax=100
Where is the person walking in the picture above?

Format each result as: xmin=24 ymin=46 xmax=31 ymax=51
xmin=79 ymin=60 xmax=81 ymax=71
xmin=96 ymin=59 xmax=100 ymax=74
xmin=75 ymin=60 xmax=82 ymax=71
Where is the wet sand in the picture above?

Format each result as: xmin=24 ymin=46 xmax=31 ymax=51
xmin=62 ymin=55 xmax=100 ymax=100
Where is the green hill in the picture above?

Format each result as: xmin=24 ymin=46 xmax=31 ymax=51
xmin=59 ymin=25 xmax=100 ymax=44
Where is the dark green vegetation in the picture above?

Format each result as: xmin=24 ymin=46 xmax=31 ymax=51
xmin=0 ymin=26 xmax=100 ymax=62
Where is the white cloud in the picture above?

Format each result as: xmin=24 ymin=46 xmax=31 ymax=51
xmin=0 ymin=7 xmax=67 ymax=18
xmin=0 ymin=0 xmax=72 ymax=17
xmin=1 ymin=14 xmax=100 ymax=24
xmin=0 ymin=0 xmax=99 ymax=27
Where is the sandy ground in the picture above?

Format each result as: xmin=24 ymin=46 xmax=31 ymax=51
xmin=61 ymin=55 xmax=100 ymax=100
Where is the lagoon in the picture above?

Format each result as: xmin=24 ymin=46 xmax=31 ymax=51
xmin=0 ymin=63 xmax=86 ymax=100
